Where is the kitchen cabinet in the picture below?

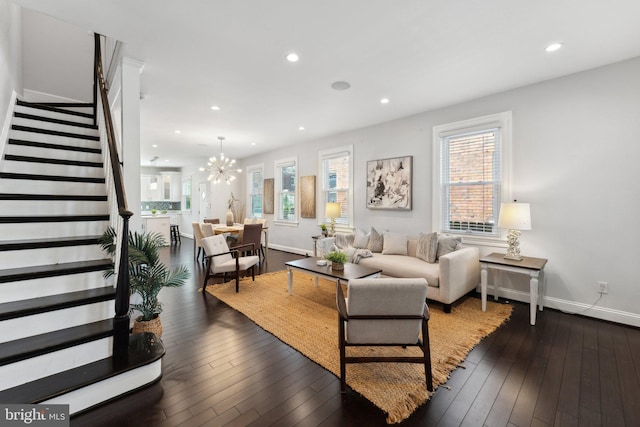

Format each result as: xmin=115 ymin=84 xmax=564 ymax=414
xmin=141 ymin=172 xmax=181 ymax=201
xmin=142 ymin=216 xmax=171 ymax=245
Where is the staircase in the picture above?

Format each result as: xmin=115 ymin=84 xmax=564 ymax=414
xmin=0 ymin=99 xmax=164 ymax=414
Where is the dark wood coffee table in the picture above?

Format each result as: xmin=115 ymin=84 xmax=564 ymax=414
xmin=285 ymin=257 xmax=382 ymax=295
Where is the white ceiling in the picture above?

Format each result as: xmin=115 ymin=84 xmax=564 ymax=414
xmin=12 ymin=0 xmax=640 ymax=168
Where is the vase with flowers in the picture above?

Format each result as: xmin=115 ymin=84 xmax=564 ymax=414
xmin=226 ymin=192 xmax=239 ymax=225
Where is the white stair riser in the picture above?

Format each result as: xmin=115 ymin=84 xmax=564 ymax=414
xmin=2 ymin=160 xmax=104 ymax=179
xmin=15 ymin=105 xmax=95 ymax=126
xmin=45 ymin=360 xmax=162 ymax=415
xmin=13 ymin=117 xmax=99 ymax=138
xmin=0 ymin=300 xmax=115 ymax=344
xmin=0 ymin=178 xmax=106 ymax=195
xmin=0 ymin=246 xmax=106 ymax=270
xmin=0 ymin=337 xmax=113 ymax=391
xmin=0 ymin=199 xmax=108 ymax=215
xmin=0 ymin=221 xmax=110 ymax=240
xmin=5 ymin=143 xmax=102 ymax=163
xmin=0 ymin=273 xmax=114 ymax=304
xmin=9 ymin=129 xmax=100 ymax=148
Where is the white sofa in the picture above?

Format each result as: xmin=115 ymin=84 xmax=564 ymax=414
xmin=322 ymin=232 xmax=480 ymax=313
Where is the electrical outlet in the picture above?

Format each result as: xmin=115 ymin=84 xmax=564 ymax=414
xmin=598 ymin=281 xmax=608 ymax=294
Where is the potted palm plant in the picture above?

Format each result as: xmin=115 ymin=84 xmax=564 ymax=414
xmin=325 ymin=250 xmax=348 ymax=270
xmin=99 ymin=227 xmax=190 ymax=337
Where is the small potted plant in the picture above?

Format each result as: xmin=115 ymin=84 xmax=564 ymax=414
xmin=325 ymin=250 xmax=348 ymax=270
xmin=319 ymin=224 xmax=328 ymax=237
xmin=99 ymin=227 xmax=190 ymax=337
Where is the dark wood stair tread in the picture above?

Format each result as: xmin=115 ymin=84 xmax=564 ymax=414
xmin=14 ymin=111 xmax=98 ymax=130
xmin=11 ymin=125 xmax=99 ymax=141
xmin=4 ymin=154 xmax=103 ymax=168
xmin=0 ymin=235 xmax=101 ymax=251
xmin=0 ymin=286 xmax=116 ymax=321
xmin=16 ymin=99 xmax=94 ymax=119
xmin=0 ymin=172 xmax=105 ymax=183
xmin=0 ymin=214 xmax=109 ymax=223
xmin=0 ymin=332 xmax=164 ymax=404
xmin=8 ymin=138 xmax=101 ymax=154
xmin=0 ymin=193 xmax=107 ymax=201
xmin=0 ymin=259 xmax=112 ymax=283
xmin=0 ymin=318 xmax=115 ymax=366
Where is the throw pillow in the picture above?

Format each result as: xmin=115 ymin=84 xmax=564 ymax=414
xmin=367 ymin=227 xmax=384 ymax=253
xmin=436 ymin=236 xmax=462 ymax=260
xmin=416 ymin=232 xmax=438 ymax=263
xmin=382 ymin=231 xmax=408 ymax=255
xmin=352 ymin=228 xmax=370 ymax=249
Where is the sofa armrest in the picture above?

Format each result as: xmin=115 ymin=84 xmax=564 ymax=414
xmin=437 ymin=246 xmax=480 ymax=304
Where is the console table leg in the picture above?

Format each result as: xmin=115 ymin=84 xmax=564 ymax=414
xmin=287 ymin=267 xmax=293 ymax=295
xmin=530 ymin=274 xmax=539 ymax=325
xmin=480 ymin=263 xmax=488 ymax=312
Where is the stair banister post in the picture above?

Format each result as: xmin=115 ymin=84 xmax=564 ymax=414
xmin=113 ymin=209 xmax=133 ymax=358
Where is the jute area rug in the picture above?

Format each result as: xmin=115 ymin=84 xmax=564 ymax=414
xmin=204 ymin=271 xmax=512 ymax=424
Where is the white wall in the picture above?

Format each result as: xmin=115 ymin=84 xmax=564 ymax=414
xmin=241 ymin=57 xmax=640 ymax=326
xmin=21 ymin=8 xmax=92 ymax=103
xmin=0 ymin=0 xmax=22 ymax=140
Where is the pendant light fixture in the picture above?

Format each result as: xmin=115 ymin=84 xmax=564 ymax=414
xmin=199 ymin=136 xmax=242 ymax=184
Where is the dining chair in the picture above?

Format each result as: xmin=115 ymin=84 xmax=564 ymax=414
xmin=336 ymin=277 xmax=433 ymax=393
xmin=191 ymin=222 xmax=205 ymax=262
xmin=203 ymin=218 xmax=220 ymax=224
xmin=231 ymin=223 xmax=263 ymax=259
xmin=201 ymin=235 xmax=259 ymax=293
xmin=201 ymin=222 xmax=215 ymax=238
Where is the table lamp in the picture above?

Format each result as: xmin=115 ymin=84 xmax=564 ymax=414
xmin=325 ymin=202 xmax=341 ymax=236
xmin=497 ymin=202 xmax=531 ymax=261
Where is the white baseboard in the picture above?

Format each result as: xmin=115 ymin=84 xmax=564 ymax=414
xmin=268 ymin=243 xmax=312 ymax=257
xmin=481 ymin=284 xmax=640 ymax=327
xmin=23 ymin=89 xmax=85 ymax=104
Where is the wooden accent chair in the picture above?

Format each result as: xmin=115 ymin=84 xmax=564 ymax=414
xmin=191 ymin=222 xmax=205 ymax=262
xmin=336 ymin=277 xmax=433 ymax=393
xmin=201 ymin=235 xmax=259 ymax=293
xmin=231 ymin=223 xmax=264 ymax=259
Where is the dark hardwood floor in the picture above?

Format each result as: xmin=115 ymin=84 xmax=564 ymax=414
xmin=72 ymin=239 xmax=640 ymax=427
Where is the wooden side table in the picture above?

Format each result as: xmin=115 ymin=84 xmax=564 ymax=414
xmin=480 ymin=252 xmax=548 ymax=325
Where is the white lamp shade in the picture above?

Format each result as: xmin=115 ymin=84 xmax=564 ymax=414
xmin=497 ymin=202 xmax=531 ymax=230
xmin=325 ymin=202 xmax=341 ymax=219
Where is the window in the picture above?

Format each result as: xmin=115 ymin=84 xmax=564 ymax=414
xmin=433 ymin=112 xmax=512 ymax=239
xmin=181 ymin=176 xmax=191 ymax=212
xmin=246 ymin=165 xmax=263 ymax=218
xmin=275 ymin=157 xmax=297 ymax=224
xmin=319 ymin=145 xmax=353 ymax=229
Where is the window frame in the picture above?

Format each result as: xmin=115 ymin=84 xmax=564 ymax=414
xmin=274 ymin=156 xmax=298 ymax=226
xmin=245 ymin=163 xmax=264 ymax=219
xmin=432 ymin=111 xmax=512 ymax=243
xmin=181 ymin=175 xmax=192 ymax=213
xmin=318 ymin=145 xmax=354 ymax=232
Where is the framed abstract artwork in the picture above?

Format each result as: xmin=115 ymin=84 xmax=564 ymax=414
xmin=300 ymin=175 xmax=316 ymax=218
xmin=366 ymin=155 xmax=412 ymax=210
xmin=263 ymin=178 xmax=274 ymax=214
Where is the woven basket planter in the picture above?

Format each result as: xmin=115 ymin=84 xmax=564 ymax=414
xmin=331 ymin=262 xmax=344 ymax=271
xmin=132 ymin=315 xmax=163 ymax=337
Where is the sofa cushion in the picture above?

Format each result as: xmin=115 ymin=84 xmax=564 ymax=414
xmin=416 ymin=232 xmax=438 ymax=263
xmin=382 ymin=231 xmax=408 ymax=255
xmin=352 ymin=228 xmax=370 ymax=249
xmin=437 ymin=236 xmax=462 ymax=260
xmin=358 ymin=254 xmax=439 ymax=288
xmin=367 ymin=227 xmax=384 ymax=253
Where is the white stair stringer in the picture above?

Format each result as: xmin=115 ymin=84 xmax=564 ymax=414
xmin=0 ymin=300 xmax=115 ymax=344
xmin=0 ymin=337 xmax=113 ymax=391
xmin=0 ymin=272 xmax=113 ymax=304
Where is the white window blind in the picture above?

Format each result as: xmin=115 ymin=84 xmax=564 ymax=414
xmin=440 ymin=128 xmax=502 ymax=235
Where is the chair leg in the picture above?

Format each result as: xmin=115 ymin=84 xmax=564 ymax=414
xmin=422 ymin=318 xmax=433 ymax=392
xmin=339 ymin=316 xmax=347 ymax=393
xmin=251 ymin=265 xmax=255 ymax=281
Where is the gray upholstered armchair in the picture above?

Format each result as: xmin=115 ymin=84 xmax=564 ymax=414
xmin=336 ymin=277 xmax=433 ymax=393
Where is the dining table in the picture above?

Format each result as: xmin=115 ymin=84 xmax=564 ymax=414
xmin=212 ymin=224 xmax=269 ymax=261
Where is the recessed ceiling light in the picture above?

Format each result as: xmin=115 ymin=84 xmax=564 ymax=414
xmin=210 ymin=105 xmax=221 ymax=111
xmin=174 ymin=130 xmax=181 ymax=134
xmin=545 ymin=43 xmax=563 ymax=52
xmin=380 ymin=98 xmax=390 ymax=104
xmin=151 ymin=144 xmax=158 ymax=148
xmin=164 ymin=159 xmax=169 ymax=162
xmin=331 ymin=81 xmax=351 ymax=91
xmin=251 ymin=142 xmax=257 ymax=146
xmin=286 ymin=52 xmax=299 ymax=62
xmin=299 ymin=126 xmax=305 ymax=131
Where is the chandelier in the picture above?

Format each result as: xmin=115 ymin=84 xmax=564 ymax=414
xmin=199 ymin=136 xmax=242 ymax=184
